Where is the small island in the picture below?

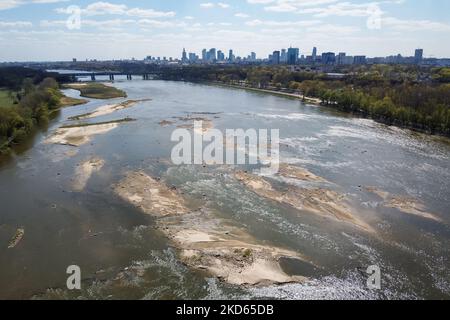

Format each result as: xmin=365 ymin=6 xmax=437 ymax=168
xmin=60 ymin=95 xmax=88 ymax=107
xmin=63 ymin=82 xmax=127 ymax=99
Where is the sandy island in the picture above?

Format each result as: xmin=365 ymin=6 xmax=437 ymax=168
xmin=365 ymin=187 xmax=441 ymax=222
xmin=175 ymin=116 xmax=214 ymax=135
xmin=114 ymin=171 xmax=309 ymax=286
xmin=278 ymin=164 xmax=327 ymax=183
xmin=72 ymin=158 xmax=105 ymax=191
xmin=46 ymin=122 xmax=119 ymax=147
xmin=70 ymin=99 xmax=150 ymax=120
xmin=159 ymin=115 xmax=216 ymax=134
xmin=235 ymin=170 xmax=373 ymax=233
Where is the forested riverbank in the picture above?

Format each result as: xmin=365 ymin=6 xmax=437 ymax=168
xmin=154 ymin=65 xmax=450 ymax=136
xmin=0 ymin=67 xmax=86 ymax=153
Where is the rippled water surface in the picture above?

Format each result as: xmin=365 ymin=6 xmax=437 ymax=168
xmin=0 ymin=79 xmax=449 ymax=299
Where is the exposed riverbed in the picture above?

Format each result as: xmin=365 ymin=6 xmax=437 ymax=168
xmin=0 ymin=79 xmax=449 ymax=299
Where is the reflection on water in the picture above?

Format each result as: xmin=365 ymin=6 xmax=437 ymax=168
xmin=0 ymin=80 xmax=449 ymax=299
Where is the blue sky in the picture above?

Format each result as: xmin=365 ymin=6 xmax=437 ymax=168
xmin=0 ymin=0 xmax=449 ymax=61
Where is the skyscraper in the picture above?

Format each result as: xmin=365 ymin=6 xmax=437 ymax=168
xmin=208 ymin=48 xmax=216 ymax=62
xmin=217 ymin=50 xmax=225 ymax=61
xmin=337 ymin=52 xmax=346 ymax=65
xmin=228 ymin=49 xmax=234 ymax=62
xmin=312 ymin=47 xmax=317 ymax=61
xmin=202 ymin=49 xmax=207 ymax=61
xmin=287 ymin=47 xmax=299 ymax=65
xmin=281 ymin=49 xmax=287 ymax=63
xmin=353 ymin=55 xmax=367 ymax=65
xmin=415 ymin=49 xmax=423 ymax=64
xmin=188 ymin=52 xmax=198 ymax=62
xmin=251 ymin=52 xmax=256 ymax=61
xmin=321 ymin=52 xmax=336 ymax=65
xmin=272 ymin=51 xmax=280 ymax=65
xmin=182 ymin=48 xmax=188 ymax=63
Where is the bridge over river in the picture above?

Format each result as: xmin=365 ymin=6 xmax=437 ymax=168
xmin=60 ymin=71 xmax=162 ymax=81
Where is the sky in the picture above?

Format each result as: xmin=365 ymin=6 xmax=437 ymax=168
xmin=0 ymin=0 xmax=449 ymax=61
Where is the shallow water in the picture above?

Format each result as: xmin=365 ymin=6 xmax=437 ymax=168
xmin=0 ymin=79 xmax=449 ymax=299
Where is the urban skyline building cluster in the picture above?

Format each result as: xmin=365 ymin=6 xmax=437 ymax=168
xmin=140 ymin=47 xmax=450 ymax=67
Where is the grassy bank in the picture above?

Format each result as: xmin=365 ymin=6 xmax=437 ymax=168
xmin=211 ymin=82 xmax=322 ymax=105
xmin=63 ymin=82 xmax=127 ymax=99
xmin=0 ymin=89 xmax=16 ymax=108
xmin=60 ymin=95 xmax=88 ymax=107
xmin=61 ymin=117 xmax=135 ymax=128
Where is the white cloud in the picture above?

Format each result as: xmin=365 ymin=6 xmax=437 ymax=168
xmin=200 ymin=2 xmax=230 ymax=9
xmin=248 ymin=0 xmax=340 ymax=12
xmin=31 ymin=0 xmax=69 ymax=3
xmin=218 ymin=2 xmax=230 ymax=9
xmin=0 ymin=20 xmax=32 ymax=27
xmin=0 ymin=0 xmax=69 ymax=10
xmin=298 ymin=2 xmax=380 ymax=17
xmin=382 ymin=17 xmax=450 ymax=32
xmin=200 ymin=3 xmax=215 ymax=8
xmin=126 ymin=8 xmax=176 ymax=18
xmin=56 ymin=2 xmax=176 ymax=18
xmin=245 ymin=19 xmax=321 ymax=27
xmin=0 ymin=0 xmax=23 ymax=10
xmin=235 ymin=13 xmax=250 ymax=18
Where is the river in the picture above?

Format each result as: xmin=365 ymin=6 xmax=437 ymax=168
xmin=0 ymin=78 xmax=449 ymax=299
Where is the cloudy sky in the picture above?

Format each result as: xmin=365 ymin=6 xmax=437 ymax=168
xmin=0 ymin=0 xmax=449 ymax=61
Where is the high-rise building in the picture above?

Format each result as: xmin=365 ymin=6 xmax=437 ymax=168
xmin=343 ymin=56 xmax=354 ymax=65
xmin=353 ymin=55 xmax=367 ymax=65
xmin=287 ymin=47 xmax=299 ymax=65
xmin=251 ymin=52 xmax=256 ymax=61
xmin=228 ymin=49 xmax=233 ymax=62
xmin=281 ymin=49 xmax=287 ymax=63
xmin=321 ymin=52 xmax=336 ymax=65
xmin=272 ymin=51 xmax=280 ymax=65
xmin=415 ymin=49 xmax=423 ymax=64
xmin=337 ymin=52 xmax=346 ymax=65
xmin=312 ymin=47 xmax=317 ymax=61
xmin=182 ymin=48 xmax=188 ymax=63
xmin=208 ymin=48 xmax=216 ymax=62
xmin=202 ymin=49 xmax=207 ymax=61
xmin=217 ymin=50 xmax=225 ymax=61
xmin=189 ymin=53 xmax=198 ymax=62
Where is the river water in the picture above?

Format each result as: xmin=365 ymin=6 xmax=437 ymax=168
xmin=0 ymin=78 xmax=449 ymax=299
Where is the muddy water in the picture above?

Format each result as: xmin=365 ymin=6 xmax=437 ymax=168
xmin=0 ymin=79 xmax=449 ymax=299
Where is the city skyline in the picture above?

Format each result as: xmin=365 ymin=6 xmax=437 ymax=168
xmin=137 ymin=46 xmax=436 ymax=67
xmin=1 ymin=0 xmax=450 ymax=61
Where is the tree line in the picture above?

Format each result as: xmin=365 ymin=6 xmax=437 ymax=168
xmin=0 ymin=67 xmax=64 ymax=153
xmin=155 ymin=65 xmax=450 ymax=135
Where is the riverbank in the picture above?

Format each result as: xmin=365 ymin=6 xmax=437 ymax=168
xmin=0 ymin=89 xmax=89 ymax=154
xmin=210 ymin=82 xmax=322 ymax=105
xmin=208 ymin=81 xmax=450 ymax=138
